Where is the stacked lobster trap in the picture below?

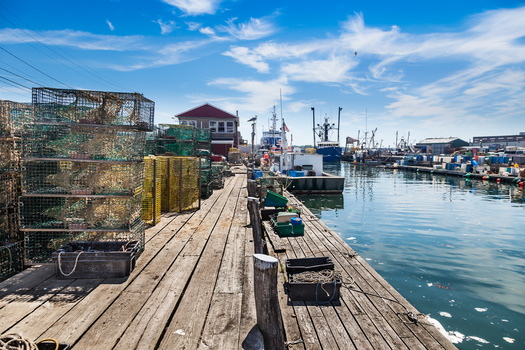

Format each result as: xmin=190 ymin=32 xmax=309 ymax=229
xmin=20 ymin=87 xmax=153 ymax=263
xmin=0 ymin=101 xmax=31 ymax=280
xmin=140 ymin=156 xmax=200 ymax=225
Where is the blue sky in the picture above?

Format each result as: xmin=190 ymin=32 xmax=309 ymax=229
xmin=1 ymin=0 xmax=525 ymax=147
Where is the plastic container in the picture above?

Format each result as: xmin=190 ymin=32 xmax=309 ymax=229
xmin=290 ymin=217 xmax=303 ymax=225
xmin=285 ymin=257 xmax=334 ymax=274
xmin=53 ymin=241 xmax=140 ymax=279
xmin=276 ymin=212 xmax=299 ymax=223
xmin=270 ymin=217 xmax=304 ymax=237
xmin=287 ymin=274 xmax=341 ymax=302
xmin=264 ymin=190 xmax=288 ymax=206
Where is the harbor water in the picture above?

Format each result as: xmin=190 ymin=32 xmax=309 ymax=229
xmin=298 ymin=163 xmax=525 ymax=349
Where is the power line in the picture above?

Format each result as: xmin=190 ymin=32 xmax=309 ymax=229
xmin=0 ymin=45 xmax=72 ymax=88
xmin=0 ymin=8 xmax=132 ymax=92
xmin=0 ymin=75 xmax=31 ymax=90
xmin=0 ymin=66 xmax=44 ymax=87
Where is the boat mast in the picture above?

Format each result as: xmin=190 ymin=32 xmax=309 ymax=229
xmin=311 ymin=107 xmax=316 ymax=147
xmin=337 ymin=107 xmax=342 ymax=143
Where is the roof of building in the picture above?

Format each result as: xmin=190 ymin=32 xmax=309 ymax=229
xmin=175 ymin=103 xmax=238 ymax=121
xmin=417 ymin=137 xmax=465 ymax=145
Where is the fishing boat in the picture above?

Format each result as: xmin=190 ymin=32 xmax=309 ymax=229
xmin=312 ymin=107 xmax=342 ymax=162
xmin=259 ymin=106 xmax=281 ymax=153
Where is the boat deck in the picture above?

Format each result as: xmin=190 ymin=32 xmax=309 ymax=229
xmin=0 ymin=169 xmax=457 ymax=349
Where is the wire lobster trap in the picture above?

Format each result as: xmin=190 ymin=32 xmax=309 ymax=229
xmin=1 ymin=172 xmax=20 ymax=208
xmin=195 ymin=128 xmax=211 ymax=142
xmin=141 ymin=157 xmax=161 ymax=225
xmin=24 ymin=219 xmax=145 ymax=263
xmin=0 ymin=100 xmax=32 ymax=137
xmin=21 ymin=123 xmax=146 ymax=161
xmin=32 ymin=87 xmax=155 ymax=131
xmin=20 ymin=192 xmax=143 ymax=231
xmin=0 ymin=207 xmax=19 ymax=243
xmin=0 ymin=241 xmax=24 ymax=282
xmin=158 ymin=124 xmax=195 ymax=141
xmin=162 ymin=140 xmax=196 ymax=157
xmin=166 ymin=156 xmax=200 ymax=212
xmin=0 ymin=138 xmax=19 ymax=174
xmin=21 ymin=160 xmax=144 ymax=196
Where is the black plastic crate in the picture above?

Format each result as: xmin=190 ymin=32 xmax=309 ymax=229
xmin=286 ymin=257 xmax=334 ymax=274
xmin=287 ymin=273 xmax=341 ymax=302
xmin=52 ymin=240 xmax=139 ymax=279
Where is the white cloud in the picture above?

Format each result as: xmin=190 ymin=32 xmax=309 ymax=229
xmin=156 ymin=19 xmax=177 ymax=35
xmin=223 ymin=46 xmax=269 ymax=73
xmin=106 ymin=19 xmax=115 ymax=31
xmin=0 ymin=28 xmax=143 ymax=51
xmin=281 ymin=55 xmax=357 ymax=83
xmin=218 ymin=17 xmax=276 ymax=40
xmin=199 ymin=27 xmax=215 ymax=36
xmin=161 ymin=0 xmax=221 ymax=16
xmin=208 ymin=76 xmax=294 ymax=113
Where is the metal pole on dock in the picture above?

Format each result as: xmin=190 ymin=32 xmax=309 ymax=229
xmin=253 ymin=254 xmax=285 ymax=350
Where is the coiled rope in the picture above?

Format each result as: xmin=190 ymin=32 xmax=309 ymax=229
xmin=0 ymin=333 xmax=59 ymax=350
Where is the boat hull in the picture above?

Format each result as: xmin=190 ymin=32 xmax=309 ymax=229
xmin=316 ymin=146 xmax=342 ymax=162
xmin=281 ymin=172 xmax=344 ymax=194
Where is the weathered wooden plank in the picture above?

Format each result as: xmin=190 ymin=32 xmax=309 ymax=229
xmin=0 ymin=265 xmax=55 ymax=307
xmin=238 ymin=209 xmax=259 ymax=349
xmin=263 ymin=221 xmax=286 ymax=253
xmin=198 ymin=292 xmax=244 ymax=349
xmin=6 ymin=278 xmax=103 ymax=341
xmin=199 ymin=182 xmax=248 ymax=349
xmin=73 ymin=176 xmax=241 ymax=349
xmin=157 ymin=177 xmax=242 ymax=349
xmin=0 ymin=277 xmax=75 ymax=334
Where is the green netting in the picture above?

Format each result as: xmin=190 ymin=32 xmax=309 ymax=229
xmin=163 ymin=141 xmax=196 ymax=157
xmin=32 ymin=88 xmax=155 ymax=130
xmin=1 ymin=241 xmax=24 ymax=282
xmin=22 ymin=123 xmax=146 ymax=161
xmin=23 ymin=219 xmax=145 ymax=263
xmin=195 ymin=128 xmax=211 ymax=142
xmin=22 ymin=160 xmax=143 ymax=196
xmin=20 ymin=193 xmax=142 ymax=230
xmin=159 ymin=124 xmax=195 ymax=141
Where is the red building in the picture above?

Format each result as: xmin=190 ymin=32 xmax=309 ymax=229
xmin=175 ymin=103 xmax=241 ymax=157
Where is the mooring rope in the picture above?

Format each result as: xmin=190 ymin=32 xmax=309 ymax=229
xmin=57 ymin=251 xmax=84 ymax=277
xmin=0 ymin=333 xmax=37 ymax=350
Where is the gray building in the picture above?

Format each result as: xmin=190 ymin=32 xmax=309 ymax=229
xmin=472 ymin=133 xmax=525 ymax=150
xmin=415 ymin=137 xmax=469 ymax=155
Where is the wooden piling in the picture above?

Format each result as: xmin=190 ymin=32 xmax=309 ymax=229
xmin=247 ymin=197 xmax=264 ymax=254
xmin=253 ymin=254 xmax=285 ymax=350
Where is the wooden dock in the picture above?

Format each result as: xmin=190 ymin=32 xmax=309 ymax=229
xmin=0 ymin=169 xmax=457 ymax=349
xmin=263 ymin=192 xmax=457 ymax=349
